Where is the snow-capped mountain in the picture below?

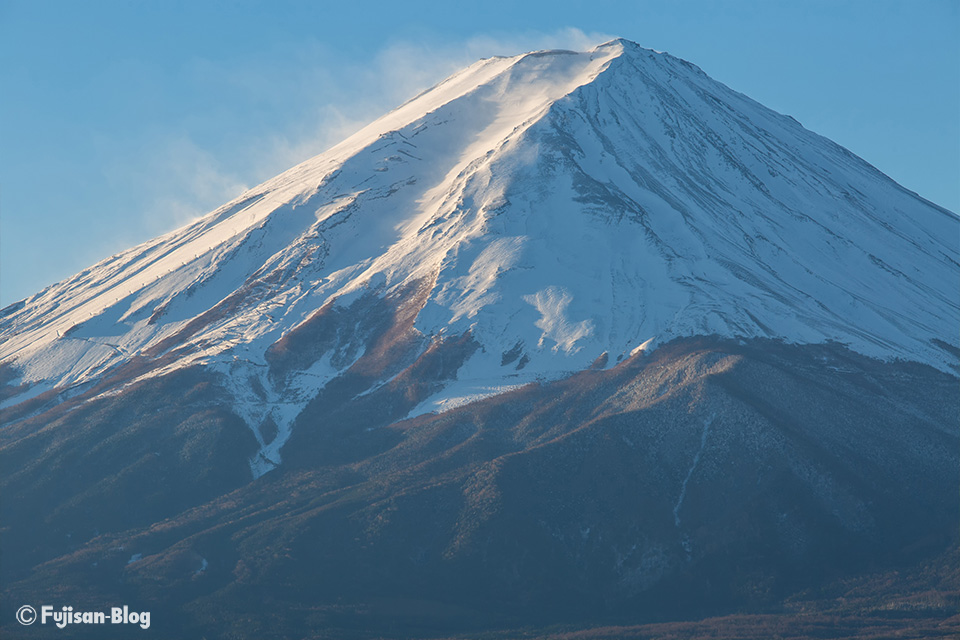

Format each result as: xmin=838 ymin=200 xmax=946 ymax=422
xmin=4 ymin=39 xmax=958 ymax=640
xmin=2 ymin=39 xmax=957 ymax=477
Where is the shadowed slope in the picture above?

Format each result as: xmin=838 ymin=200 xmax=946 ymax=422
xmin=2 ymin=338 xmax=954 ymax=639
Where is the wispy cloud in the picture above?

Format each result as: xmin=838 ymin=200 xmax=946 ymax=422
xmin=117 ymin=28 xmax=615 ymax=238
xmin=3 ymin=27 xmax=617 ymax=304
xmin=264 ymin=27 xmax=616 ymax=166
xmin=105 ymin=135 xmax=250 ymax=237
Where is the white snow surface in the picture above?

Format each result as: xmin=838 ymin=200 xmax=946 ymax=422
xmin=2 ymin=39 xmax=958 ymax=474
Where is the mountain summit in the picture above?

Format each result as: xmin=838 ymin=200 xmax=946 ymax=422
xmin=2 ymin=40 xmax=958 ymax=638
xmin=2 ymin=40 xmax=956 ymax=475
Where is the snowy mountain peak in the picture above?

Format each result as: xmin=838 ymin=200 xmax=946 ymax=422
xmin=2 ymin=39 xmax=957 ymax=474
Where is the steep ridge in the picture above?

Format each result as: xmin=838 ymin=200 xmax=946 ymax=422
xmin=0 ymin=45 xmax=620 ymax=387
xmin=1 ymin=39 xmax=957 ymax=476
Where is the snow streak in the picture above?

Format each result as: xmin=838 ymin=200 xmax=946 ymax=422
xmin=674 ymin=413 xmax=715 ymax=528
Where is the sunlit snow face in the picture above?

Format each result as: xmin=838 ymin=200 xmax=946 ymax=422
xmin=2 ymin=40 xmax=956 ymax=479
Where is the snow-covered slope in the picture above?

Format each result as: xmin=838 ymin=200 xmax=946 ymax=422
xmin=2 ymin=39 xmax=957 ymax=474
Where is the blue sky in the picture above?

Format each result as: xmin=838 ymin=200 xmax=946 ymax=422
xmin=1 ymin=0 xmax=957 ymax=305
